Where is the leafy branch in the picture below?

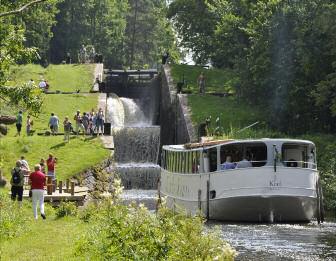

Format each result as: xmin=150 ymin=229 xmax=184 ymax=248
xmin=0 ymin=0 xmax=47 ymax=18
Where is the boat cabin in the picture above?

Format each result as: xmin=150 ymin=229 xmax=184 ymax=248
xmin=161 ymin=139 xmax=317 ymax=174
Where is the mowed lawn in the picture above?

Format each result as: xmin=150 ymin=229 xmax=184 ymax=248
xmin=7 ymin=64 xmax=94 ymax=92
xmin=0 ymin=212 xmax=87 ymax=261
xmin=1 ymin=64 xmax=110 ymax=182
xmin=170 ymin=64 xmax=238 ymax=94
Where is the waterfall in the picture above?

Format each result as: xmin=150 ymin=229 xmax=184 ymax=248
xmin=105 ymin=93 xmax=160 ymax=191
xmin=113 ymin=127 xmax=160 ymax=163
xmin=106 ymin=95 xmax=152 ymax=127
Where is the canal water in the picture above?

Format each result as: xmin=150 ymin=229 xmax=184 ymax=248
xmin=108 ymin=94 xmax=336 ymax=260
xmin=121 ymin=190 xmax=336 ymax=260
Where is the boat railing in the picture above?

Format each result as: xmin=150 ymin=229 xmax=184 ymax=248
xmin=281 ymin=160 xmax=317 ymax=169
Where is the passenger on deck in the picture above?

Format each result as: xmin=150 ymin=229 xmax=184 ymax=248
xmin=220 ymin=156 xmax=236 ymax=170
xmin=236 ymin=157 xmax=252 ymax=168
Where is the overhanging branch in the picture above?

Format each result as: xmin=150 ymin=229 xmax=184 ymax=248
xmin=0 ymin=0 xmax=47 ymax=18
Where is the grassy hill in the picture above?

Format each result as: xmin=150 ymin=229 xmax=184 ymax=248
xmin=0 ymin=64 xmax=109 ymax=182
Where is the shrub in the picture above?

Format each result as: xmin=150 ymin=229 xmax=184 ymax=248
xmin=76 ymin=200 xmax=236 ymax=260
xmin=0 ymin=191 xmax=29 ymax=241
xmin=55 ymin=201 xmax=78 ymax=218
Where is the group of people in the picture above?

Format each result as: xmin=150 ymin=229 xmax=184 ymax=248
xmin=15 ymin=111 xmax=33 ymax=136
xmin=72 ymin=108 xmax=105 ymax=137
xmin=10 ymin=154 xmax=57 ymax=220
xmin=220 ymin=155 xmax=253 ymax=170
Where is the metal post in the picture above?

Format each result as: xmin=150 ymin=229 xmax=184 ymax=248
xmin=198 ymin=189 xmax=202 ymax=212
xmin=206 ymin=180 xmax=210 ymax=219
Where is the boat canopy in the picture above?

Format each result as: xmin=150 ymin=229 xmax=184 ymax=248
xmin=161 ymin=139 xmax=317 ymax=173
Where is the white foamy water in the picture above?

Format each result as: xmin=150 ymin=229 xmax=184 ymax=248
xmin=106 ymin=95 xmax=152 ymax=127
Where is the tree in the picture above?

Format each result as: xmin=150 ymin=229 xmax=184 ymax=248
xmin=0 ymin=0 xmax=55 ymax=114
xmin=124 ymin=0 xmax=178 ymax=68
xmin=167 ymin=0 xmax=216 ymax=65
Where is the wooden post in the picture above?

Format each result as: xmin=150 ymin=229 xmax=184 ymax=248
xmin=66 ymin=179 xmax=70 ymax=193
xmin=47 ymin=176 xmax=53 ymax=195
xmin=70 ymin=181 xmax=75 ymax=196
xmin=53 ymin=179 xmax=57 ymax=192
xmin=58 ymin=180 xmax=63 ymax=194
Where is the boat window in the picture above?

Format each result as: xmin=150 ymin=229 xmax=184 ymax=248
xmin=282 ymin=143 xmax=315 ymax=168
xmin=209 ymin=148 xmax=218 ymax=172
xmin=220 ymin=142 xmax=267 ymax=168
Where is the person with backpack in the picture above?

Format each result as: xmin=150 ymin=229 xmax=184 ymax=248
xmin=10 ymin=160 xmax=25 ymax=206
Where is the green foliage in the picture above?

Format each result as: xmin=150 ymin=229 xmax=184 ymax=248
xmin=171 ymin=64 xmax=238 ymax=94
xmin=1 ymin=64 xmax=110 ymax=182
xmin=170 ymin=0 xmax=336 ymax=134
xmin=56 ymin=201 xmax=78 ymax=218
xmin=0 ymin=192 xmax=29 ymax=241
xmin=76 ymin=200 xmax=236 ymax=260
xmin=0 ymin=0 xmax=60 ymax=114
xmin=167 ymin=0 xmax=216 ymax=64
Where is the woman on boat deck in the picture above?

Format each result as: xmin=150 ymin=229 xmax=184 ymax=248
xmin=220 ymin=155 xmax=236 ymax=170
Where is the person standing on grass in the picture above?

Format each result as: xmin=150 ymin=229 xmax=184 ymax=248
xmin=26 ymin=115 xmax=33 ymax=136
xmin=20 ymin=155 xmax=30 ymax=173
xmin=10 ymin=160 xmax=25 ymax=207
xmin=46 ymin=154 xmax=57 ymax=181
xmin=198 ymin=72 xmax=206 ymax=95
xmin=39 ymin=158 xmax=46 ymax=174
xmin=63 ymin=116 xmax=72 ymax=142
xmin=74 ymin=110 xmax=84 ymax=135
xmin=48 ymin=113 xmax=59 ymax=135
xmin=29 ymin=164 xmax=46 ymax=220
xmin=15 ymin=110 xmax=23 ymax=136
xmin=82 ymin=112 xmax=89 ymax=135
xmin=96 ymin=107 xmax=104 ymax=135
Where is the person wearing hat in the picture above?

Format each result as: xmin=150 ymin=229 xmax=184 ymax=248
xmin=11 ymin=160 xmax=25 ymax=207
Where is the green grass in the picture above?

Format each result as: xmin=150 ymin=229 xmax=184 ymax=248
xmin=7 ymin=64 xmax=94 ymax=92
xmin=1 ymin=64 xmax=110 ymax=182
xmin=188 ymin=95 xmax=265 ymax=134
xmin=6 ymin=93 xmax=100 ymax=134
xmin=170 ymin=64 xmax=238 ymax=94
xmin=0 ymin=136 xmax=109 ymax=182
xmin=0 ymin=203 xmax=87 ymax=261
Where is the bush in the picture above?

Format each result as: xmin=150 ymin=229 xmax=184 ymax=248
xmin=0 ymin=191 xmax=29 ymax=241
xmin=55 ymin=201 xmax=78 ymax=218
xmin=76 ymin=200 xmax=236 ymax=260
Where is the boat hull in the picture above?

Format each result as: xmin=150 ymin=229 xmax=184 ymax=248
xmin=160 ymin=167 xmax=319 ymax=222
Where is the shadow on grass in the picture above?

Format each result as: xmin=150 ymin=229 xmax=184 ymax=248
xmin=84 ymin=135 xmax=97 ymax=142
xmin=49 ymin=137 xmax=76 ymax=149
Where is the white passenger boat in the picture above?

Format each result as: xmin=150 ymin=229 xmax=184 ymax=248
xmin=160 ymin=139 xmax=324 ymax=222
